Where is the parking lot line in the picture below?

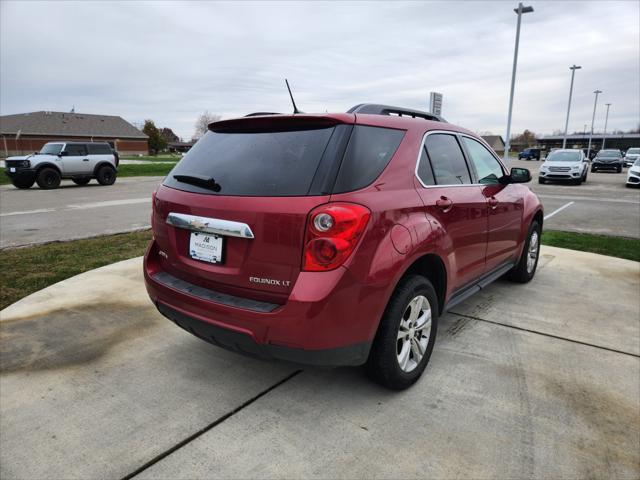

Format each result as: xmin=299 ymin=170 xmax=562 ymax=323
xmin=544 ymin=201 xmax=574 ymax=220
xmin=0 ymin=197 xmax=150 ymax=217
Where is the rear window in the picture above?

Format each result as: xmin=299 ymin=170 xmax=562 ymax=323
xmin=164 ymin=128 xmax=336 ymax=196
xmin=87 ymin=143 xmax=113 ymax=154
xmin=332 ymin=125 xmax=405 ymax=193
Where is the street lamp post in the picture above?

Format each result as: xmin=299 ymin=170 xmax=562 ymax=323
xmin=504 ymin=2 xmax=534 ymax=162
xmin=602 ymin=103 xmax=611 ymax=149
xmin=562 ymin=65 xmax=581 ymax=149
xmin=586 ymin=90 xmax=602 ymax=159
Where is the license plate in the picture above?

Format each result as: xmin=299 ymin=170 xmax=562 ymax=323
xmin=189 ymin=232 xmax=223 ymax=264
xmin=9 ymin=167 xmax=16 ymax=173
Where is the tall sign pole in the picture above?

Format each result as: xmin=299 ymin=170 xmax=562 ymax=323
xmin=602 ymin=103 xmax=611 ymax=149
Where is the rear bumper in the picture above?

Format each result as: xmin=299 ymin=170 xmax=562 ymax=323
xmin=143 ymin=240 xmax=383 ymax=366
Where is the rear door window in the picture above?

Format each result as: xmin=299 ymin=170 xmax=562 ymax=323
xmin=425 ymin=134 xmax=472 ymax=185
xmin=332 ymin=126 xmax=404 ymax=193
xmin=164 ymin=128 xmax=336 ymax=196
xmin=416 ymin=146 xmax=435 ymax=186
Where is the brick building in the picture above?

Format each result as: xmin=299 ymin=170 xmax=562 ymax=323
xmin=0 ymin=111 xmax=148 ymax=157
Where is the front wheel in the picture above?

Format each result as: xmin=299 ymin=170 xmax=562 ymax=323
xmin=507 ymin=220 xmax=541 ymax=283
xmin=11 ymin=176 xmax=35 ymax=189
xmin=36 ymin=167 xmax=61 ymax=189
xmin=366 ymin=275 xmax=438 ymax=390
xmin=96 ymin=165 xmax=116 ymax=186
xmin=538 ymin=178 xmax=546 ymax=184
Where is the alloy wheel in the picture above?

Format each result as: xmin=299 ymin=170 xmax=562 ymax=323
xmin=397 ymin=295 xmax=432 ymax=373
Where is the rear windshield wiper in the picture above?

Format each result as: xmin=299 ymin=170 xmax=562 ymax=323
xmin=173 ymin=174 xmax=221 ymax=192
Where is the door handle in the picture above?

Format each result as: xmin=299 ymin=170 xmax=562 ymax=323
xmin=488 ymin=196 xmax=499 ymax=209
xmin=436 ymin=196 xmax=453 ymax=213
xmin=82 ymin=158 xmax=90 ymax=162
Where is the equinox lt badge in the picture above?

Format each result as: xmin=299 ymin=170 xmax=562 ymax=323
xmin=250 ymin=277 xmax=290 ymax=287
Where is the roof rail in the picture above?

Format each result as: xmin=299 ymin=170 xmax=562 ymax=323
xmin=244 ymin=112 xmax=281 ymax=117
xmin=347 ymin=104 xmax=445 ymax=122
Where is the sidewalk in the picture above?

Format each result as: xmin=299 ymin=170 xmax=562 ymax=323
xmin=1 ymin=246 xmax=638 ymax=479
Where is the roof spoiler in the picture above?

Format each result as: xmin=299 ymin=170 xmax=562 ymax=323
xmin=347 ymin=103 xmax=445 ymax=122
xmin=209 ymin=114 xmax=351 ymax=133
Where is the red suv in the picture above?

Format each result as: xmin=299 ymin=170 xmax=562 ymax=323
xmin=144 ymin=104 xmax=543 ymax=389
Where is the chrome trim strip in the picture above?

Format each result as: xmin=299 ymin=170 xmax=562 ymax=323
xmin=413 ymin=130 xmax=507 ymax=189
xmin=166 ymin=212 xmax=254 ymax=239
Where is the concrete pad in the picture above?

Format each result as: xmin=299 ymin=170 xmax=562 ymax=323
xmin=452 ymin=246 xmax=640 ymax=355
xmin=138 ymin=313 xmax=640 ymax=480
xmin=1 ymin=247 xmax=639 ymax=479
xmin=0 ymin=258 xmax=297 ymax=480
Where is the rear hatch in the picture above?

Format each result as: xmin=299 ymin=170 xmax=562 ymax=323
xmin=152 ymin=114 xmax=354 ymax=304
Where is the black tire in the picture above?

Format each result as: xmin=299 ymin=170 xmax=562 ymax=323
xmin=72 ymin=178 xmax=91 ymax=186
xmin=11 ymin=176 xmax=35 ymax=189
xmin=617 ymin=167 xmax=622 ymax=173
xmin=574 ymin=177 xmax=582 ymax=185
xmin=591 ymin=167 xmax=596 ymax=173
xmin=96 ymin=165 xmax=116 ymax=186
xmin=36 ymin=167 xmax=61 ymax=189
xmin=538 ymin=178 xmax=546 ymax=184
xmin=366 ymin=275 xmax=439 ymax=390
xmin=507 ymin=220 xmax=541 ymax=283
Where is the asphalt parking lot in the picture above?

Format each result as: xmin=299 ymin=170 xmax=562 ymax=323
xmin=1 ymin=246 xmax=638 ymax=479
xmin=1 ymin=159 xmax=638 ymax=249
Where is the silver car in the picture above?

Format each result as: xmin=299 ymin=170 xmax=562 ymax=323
xmin=538 ymin=149 xmax=589 ymax=185
xmin=624 ymin=148 xmax=640 ymax=167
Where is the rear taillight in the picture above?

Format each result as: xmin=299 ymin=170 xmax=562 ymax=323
xmin=302 ymin=203 xmax=370 ymax=271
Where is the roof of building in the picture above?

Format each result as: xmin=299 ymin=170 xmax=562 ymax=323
xmin=538 ymin=133 xmax=640 ymax=140
xmin=481 ymin=135 xmax=505 ymax=146
xmin=0 ymin=111 xmax=148 ymax=139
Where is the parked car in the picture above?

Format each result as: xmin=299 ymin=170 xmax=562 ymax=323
xmin=538 ymin=149 xmax=589 ymax=184
xmin=623 ymin=148 xmax=640 ymax=167
xmin=626 ymin=158 xmax=640 ymax=187
xmin=518 ymin=148 xmax=541 ymax=160
xmin=591 ymin=149 xmax=624 ymax=173
xmin=4 ymin=141 xmax=118 ymax=189
xmin=143 ymin=104 xmax=543 ymax=390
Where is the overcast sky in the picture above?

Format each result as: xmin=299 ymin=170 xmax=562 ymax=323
xmin=1 ymin=1 xmax=638 ymax=140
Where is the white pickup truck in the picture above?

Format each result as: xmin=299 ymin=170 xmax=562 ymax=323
xmin=4 ymin=141 xmax=119 ymax=189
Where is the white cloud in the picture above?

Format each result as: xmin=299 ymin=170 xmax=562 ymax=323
xmin=1 ymin=0 xmax=638 ymax=139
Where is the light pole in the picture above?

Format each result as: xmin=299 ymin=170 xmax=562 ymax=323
xmin=504 ymin=2 xmax=534 ymax=162
xmin=562 ymin=65 xmax=581 ymax=149
xmin=602 ymin=103 xmax=611 ymax=149
xmin=587 ymin=90 xmax=602 ymax=159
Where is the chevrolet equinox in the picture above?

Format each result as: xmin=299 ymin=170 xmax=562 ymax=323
xmin=144 ymin=104 xmax=543 ymax=390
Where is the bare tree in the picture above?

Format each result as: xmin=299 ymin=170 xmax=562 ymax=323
xmin=193 ymin=111 xmax=221 ymax=140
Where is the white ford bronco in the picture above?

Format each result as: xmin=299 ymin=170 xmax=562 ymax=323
xmin=4 ymin=141 xmax=119 ymax=189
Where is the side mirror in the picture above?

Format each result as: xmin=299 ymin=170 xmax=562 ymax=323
xmin=59 ymin=151 xmax=68 ymax=157
xmin=505 ymin=167 xmax=531 ymax=184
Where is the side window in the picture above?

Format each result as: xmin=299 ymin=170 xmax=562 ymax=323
xmin=416 ymin=146 xmax=435 ymax=186
xmin=461 ymin=137 xmax=505 ymax=184
xmin=64 ymin=144 xmax=87 ymax=156
xmin=424 ymin=134 xmax=471 ymax=185
xmin=333 ymin=125 xmax=405 ymax=193
xmin=87 ymin=144 xmax=112 ymax=154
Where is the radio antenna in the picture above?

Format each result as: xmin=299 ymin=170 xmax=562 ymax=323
xmin=285 ymin=79 xmax=302 ymax=114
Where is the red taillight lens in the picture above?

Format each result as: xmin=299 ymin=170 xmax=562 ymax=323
xmin=302 ymin=203 xmax=371 ymax=271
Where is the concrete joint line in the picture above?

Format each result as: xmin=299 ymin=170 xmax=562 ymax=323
xmin=449 ymin=311 xmax=640 ymax=359
xmin=120 ymin=369 xmax=302 ymax=480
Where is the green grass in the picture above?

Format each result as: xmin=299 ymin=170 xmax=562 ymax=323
xmin=117 ymin=163 xmax=175 ymax=178
xmin=541 ymin=230 xmax=640 ymax=262
xmin=0 ymin=230 xmax=152 ymax=310
xmin=1 ymin=163 xmax=175 ymax=185
xmin=121 ymin=154 xmax=182 ymax=161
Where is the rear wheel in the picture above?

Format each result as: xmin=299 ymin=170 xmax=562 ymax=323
xmin=366 ymin=275 xmax=438 ymax=390
xmin=72 ymin=178 xmax=91 ymax=186
xmin=96 ymin=165 xmax=116 ymax=185
xmin=11 ymin=176 xmax=35 ymax=189
xmin=507 ymin=220 xmax=541 ymax=283
xmin=617 ymin=166 xmax=622 ymax=173
xmin=36 ymin=167 xmax=61 ymax=189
